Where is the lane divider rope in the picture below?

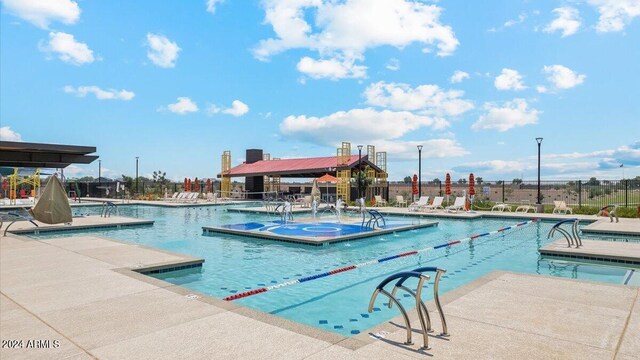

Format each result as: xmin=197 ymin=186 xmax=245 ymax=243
xmin=223 ymin=218 xmax=539 ymax=301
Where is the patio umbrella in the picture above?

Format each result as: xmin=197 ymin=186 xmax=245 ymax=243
xmin=183 ymin=178 xmax=188 ymax=192
xmin=187 ymin=178 xmax=192 ymax=192
xmin=445 ymin=173 xmax=451 ymax=204
xmin=194 ymin=177 xmax=200 ymax=192
xmin=468 ymin=173 xmax=475 ymax=211
xmin=412 ymin=174 xmax=418 ymax=201
xmin=316 ymin=173 xmax=339 ymax=202
xmin=206 ymin=178 xmax=212 ymax=193
xmin=311 ymin=179 xmax=321 ymax=201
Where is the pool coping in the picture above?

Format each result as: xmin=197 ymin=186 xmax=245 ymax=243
xmin=6 ymin=219 xmax=155 ymax=235
xmin=202 ymin=221 xmax=438 ymax=246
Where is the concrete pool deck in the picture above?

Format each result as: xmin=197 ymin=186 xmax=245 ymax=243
xmin=0 ymin=215 xmax=154 ymax=235
xmin=1 ymin=232 xmax=639 ymax=359
xmin=540 ymin=239 xmax=640 ymax=266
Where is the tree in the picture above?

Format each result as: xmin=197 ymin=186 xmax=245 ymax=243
xmin=587 ymin=177 xmax=600 ymax=186
xmin=152 ymin=170 xmax=169 ymax=194
xmin=354 ymin=167 xmax=373 ymax=198
xmin=121 ymin=175 xmax=133 ymax=191
xmin=512 ymin=178 xmax=522 ymax=185
xmin=403 ymin=176 xmax=412 ymax=184
xmin=458 ymin=178 xmax=467 ymax=184
xmin=476 ymin=177 xmax=483 ymax=185
xmin=433 ymin=178 xmax=441 ymax=184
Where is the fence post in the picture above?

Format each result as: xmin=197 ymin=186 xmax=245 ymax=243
xmin=502 ymin=181 xmax=505 ymax=203
xmin=578 ymin=181 xmax=582 ymax=207
xmin=625 ymin=179 xmax=629 ymax=207
xmin=439 ymin=181 xmax=442 ymax=196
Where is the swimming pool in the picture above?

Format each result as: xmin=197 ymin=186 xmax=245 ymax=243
xmin=31 ymin=204 xmax=637 ymax=337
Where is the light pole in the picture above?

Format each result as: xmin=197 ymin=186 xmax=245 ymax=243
xmin=536 ymin=138 xmax=543 ymax=210
xmin=135 ymin=156 xmax=139 ymax=194
xmin=417 ymin=145 xmax=423 ymax=198
xmin=357 ymin=145 xmax=363 ymax=199
xmin=98 ymin=160 xmax=102 ymax=197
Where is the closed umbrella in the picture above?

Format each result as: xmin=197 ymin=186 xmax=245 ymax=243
xmin=206 ymin=178 xmax=212 ymax=193
xmin=412 ymin=174 xmax=418 ymax=201
xmin=445 ymin=173 xmax=451 ymax=205
xmin=468 ymin=173 xmax=475 ymax=211
xmin=194 ymin=177 xmax=200 ymax=192
xmin=183 ymin=178 xmax=188 ymax=192
xmin=187 ymin=178 xmax=192 ymax=192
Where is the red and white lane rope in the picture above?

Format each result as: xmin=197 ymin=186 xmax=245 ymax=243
xmin=224 ymin=218 xmax=539 ymax=301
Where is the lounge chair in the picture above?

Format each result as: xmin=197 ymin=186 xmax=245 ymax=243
xmin=170 ymin=192 xmax=186 ymax=202
xmin=491 ymin=203 xmax=512 ymax=212
xmin=424 ymin=196 xmax=444 ymax=212
xmin=408 ymin=196 xmax=429 ymax=212
xmin=515 ymin=200 xmax=536 ymax=213
xmin=553 ymin=201 xmax=573 ymax=214
xmin=165 ymin=192 xmax=179 ymax=202
xmin=395 ymin=195 xmax=408 ymax=207
xmin=374 ymin=195 xmax=388 ymax=207
xmin=446 ymin=197 xmax=466 ymax=213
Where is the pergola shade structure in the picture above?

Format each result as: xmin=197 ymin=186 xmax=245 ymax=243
xmin=0 ymin=141 xmax=98 ymax=168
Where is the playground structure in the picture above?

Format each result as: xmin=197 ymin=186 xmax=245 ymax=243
xmin=5 ymin=168 xmax=41 ymax=205
xmin=218 ymin=141 xmax=388 ymax=202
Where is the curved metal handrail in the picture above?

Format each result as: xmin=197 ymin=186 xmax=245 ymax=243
xmin=363 ymin=210 xmax=386 ymax=230
xmin=369 ymin=271 xmax=431 ymax=349
xmin=389 ymin=266 xmax=449 ymax=337
xmin=2 ymin=211 xmax=39 ymax=236
xmin=547 ymin=218 xmax=582 ymax=247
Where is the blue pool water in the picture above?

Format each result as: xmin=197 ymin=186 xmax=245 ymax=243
xmin=31 ymin=204 xmax=636 ymax=337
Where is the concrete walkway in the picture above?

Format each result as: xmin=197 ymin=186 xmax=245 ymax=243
xmin=1 ymin=233 xmax=638 ymax=359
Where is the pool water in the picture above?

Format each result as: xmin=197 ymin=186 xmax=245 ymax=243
xmin=32 ymin=204 xmax=636 ymax=337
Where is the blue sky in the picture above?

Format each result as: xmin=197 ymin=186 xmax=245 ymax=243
xmin=1 ymin=0 xmax=638 ymax=181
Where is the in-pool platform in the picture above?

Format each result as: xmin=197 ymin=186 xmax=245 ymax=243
xmin=202 ymin=218 xmax=438 ymax=245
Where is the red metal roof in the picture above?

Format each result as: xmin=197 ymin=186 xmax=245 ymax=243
xmin=222 ymin=155 xmax=381 ymax=178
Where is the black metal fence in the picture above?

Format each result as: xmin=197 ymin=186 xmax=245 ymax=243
xmin=388 ymin=179 xmax=640 ymax=209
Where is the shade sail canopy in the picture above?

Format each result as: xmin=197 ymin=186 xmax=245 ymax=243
xmin=0 ymin=141 xmax=97 ymax=168
xmin=218 ymin=155 xmax=382 ymax=178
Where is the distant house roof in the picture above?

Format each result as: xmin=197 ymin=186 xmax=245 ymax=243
xmin=0 ymin=141 xmax=98 ymax=168
xmin=219 ymin=155 xmax=383 ymax=178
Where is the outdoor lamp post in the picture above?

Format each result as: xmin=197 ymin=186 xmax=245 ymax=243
xmin=536 ymin=138 xmax=543 ymax=211
xmin=135 ymin=156 xmax=139 ymax=194
xmin=98 ymin=160 xmax=102 ymax=197
xmin=417 ymin=145 xmax=423 ymax=198
xmin=357 ymin=145 xmax=363 ymax=199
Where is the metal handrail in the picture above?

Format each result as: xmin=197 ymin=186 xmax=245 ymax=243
xmin=363 ymin=210 xmax=386 ymax=229
xmin=369 ymin=271 xmax=431 ymax=349
xmin=2 ymin=211 xmax=39 ymax=236
xmin=389 ymin=266 xmax=449 ymax=337
xmin=101 ymin=202 xmax=118 ymax=218
xmin=547 ymin=218 xmax=582 ymax=247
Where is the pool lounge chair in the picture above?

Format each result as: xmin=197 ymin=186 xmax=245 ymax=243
xmin=553 ymin=201 xmax=573 ymax=214
xmin=515 ymin=200 xmax=536 ymax=213
xmin=408 ymin=196 xmax=429 ymax=212
xmin=491 ymin=203 xmax=512 ymax=212
xmin=169 ymin=192 xmax=186 ymax=202
xmin=374 ymin=195 xmax=388 ymax=207
xmin=446 ymin=197 xmax=466 ymax=213
xmin=424 ymin=196 xmax=444 ymax=212
xmin=395 ymin=195 xmax=408 ymax=207
xmin=165 ymin=192 xmax=179 ymax=202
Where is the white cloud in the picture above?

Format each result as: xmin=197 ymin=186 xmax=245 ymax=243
xmin=544 ymin=7 xmax=581 ymax=37
xmin=163 ymin=97 xmax=198 ymax=114
xmin=536 ymin=85 xmax=548 ymax=93
xmin=206 ymin=0 xmax=224 ymax=14
xmin=386 ymin=58 xmax=400 ymax=71
xmin=376 ymin=139 xmax=468 ymax=161
xmin=450 ymin=70 xmax=469 ymax=83
xmin=363 ymin=81 xmax=474 ymax=117
xmin=254 ymin=0 xmax=459 ymax=79
xmin=494 ymin=68 xmax=526 ymax=91
xmin=543 ymin=64 xmax=586 ymax=89
xmin=280 ymin=108 xmax=449 ymax=146
xmin=0 ymin=126 xmax=23 ymax=141
xmin=297 ymin=56 xmax=367 ymax=80
xmin=207 ymin=100 xmax=250 ymax=117
xmin=504 ymin=13 xmax=526 ymax=27
xmin=588 ymin=0 xmax=640 ymax=33
xmin=223 ymin=100 xmax=249 ymax=117
xmin=39 ymin=32 xmax=94 ymax=65
xmin=63 ymin=85 xmax=135 ymax=100
xmin=472 ymin=98 xmax=540 ymax=132
xmin=2 ymin=0 xmax=80 ymax=29
xmin=146 ymin=33 xmax=181 ymax=68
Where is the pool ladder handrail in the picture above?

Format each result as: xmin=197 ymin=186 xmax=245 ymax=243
xmin=362 ymin=210 xmax=386 ymax=230
xmin=273 ymin=203 xmax=293 ymax=223
xmin=389 ymin=267 xmax=449 ymax=337
xmin=1 ymin=210 xmax=39 ymax=237
xmin=368 ymin=271 xmax=431 ymax=349
xmin=547 ymin=218 xmax=582 ymax=247
xmin=100 ymin=202 xmax=118 ymax=218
